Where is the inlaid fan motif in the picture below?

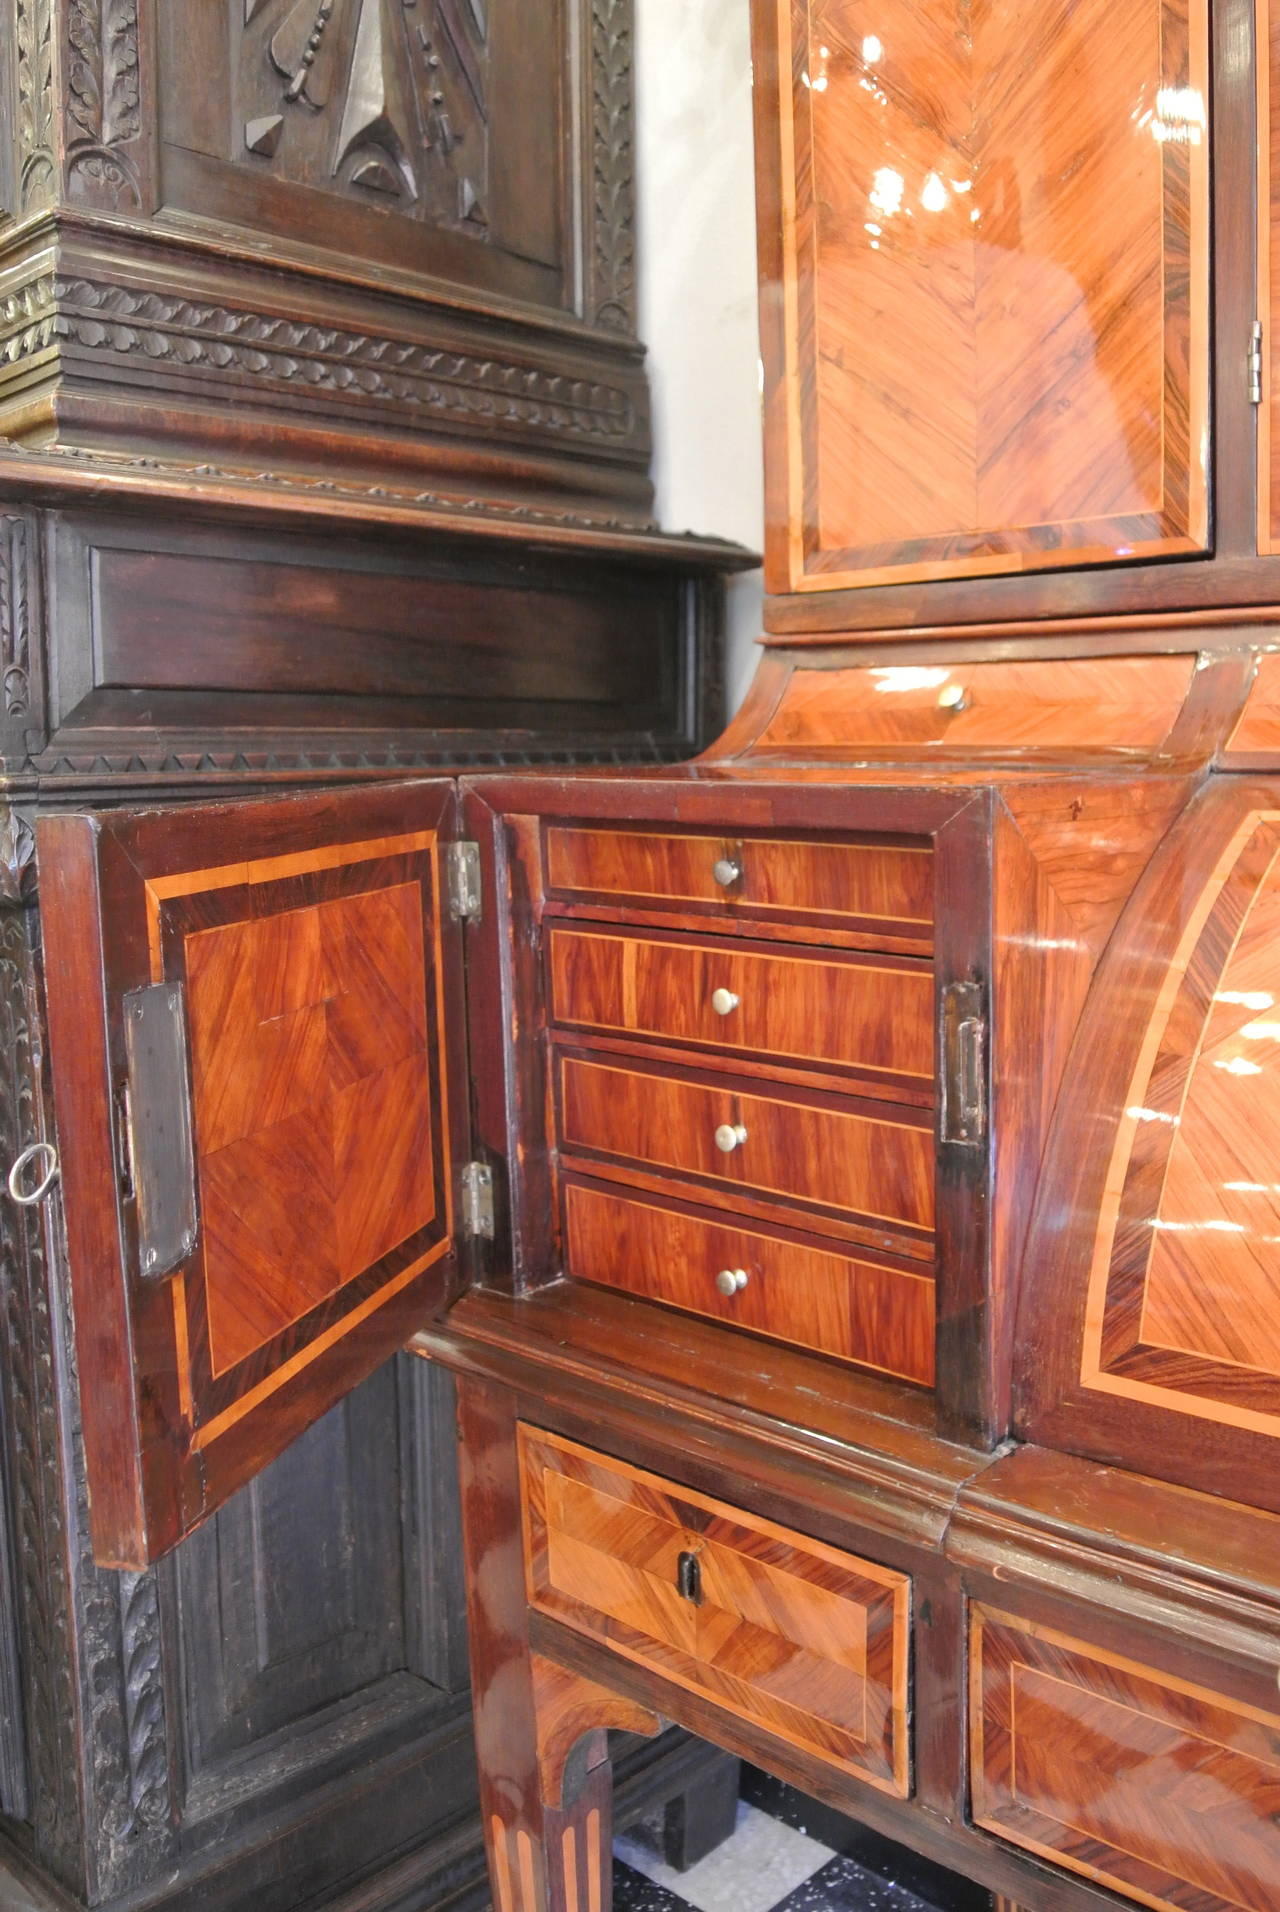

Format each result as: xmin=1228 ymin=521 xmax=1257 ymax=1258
xmin=239 ymin=0 xmax=489 ymax=227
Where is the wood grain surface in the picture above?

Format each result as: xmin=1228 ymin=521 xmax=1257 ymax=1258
xmin=971 ymin=1606 xmax=1280 ymax=1912
xmin=758 ymin=0 xmax=1210 ymax=594
xmin=520 ymin=1426 xmax=911 ymax=1795
xmin=562 ymin=1179 xmax=937 ymax=1384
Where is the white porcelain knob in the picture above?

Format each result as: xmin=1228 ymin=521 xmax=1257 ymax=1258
xmin=715 ymin=1268 xmax=749 ymax=1297
xmin=715 ymin=1123 xmax=748 ymax=1154
xmin=711 ymin=988 xmax=739 ymax=1016
xmin=713 ymin=858 xmax=742 ymax=888
xmin=937 ymin=682 xmax=968 ymax=711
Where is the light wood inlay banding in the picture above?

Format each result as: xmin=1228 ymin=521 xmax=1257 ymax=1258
xmin=972 ymin=1607 xmax=1280 ymax=1912
xmin=763 ymin=0 xmax=1210 ymax=593
xmin=520 ymin=1424 xmax=912 ymax=1795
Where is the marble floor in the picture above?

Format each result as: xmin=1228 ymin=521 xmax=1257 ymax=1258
xmin=614 ymin=1800 xmax=972 ymax=1912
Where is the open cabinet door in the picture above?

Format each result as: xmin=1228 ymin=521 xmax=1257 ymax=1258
xmin=37 ymin=781 xmax=469 ymax=1569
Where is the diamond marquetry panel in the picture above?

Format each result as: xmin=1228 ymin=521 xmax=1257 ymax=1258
xmin=765 ymin=0 xmax=1210 ymax=591
xmin=187 ymin=882 xmax=436 ymax=1376
xmin=520 ymin=1425 xmax=910 ymax=1794
xmin=1083 ymin=813 xmax=1280 ymax=1435
xmin=972 ymin=1608 xmax=1280 ymax=1912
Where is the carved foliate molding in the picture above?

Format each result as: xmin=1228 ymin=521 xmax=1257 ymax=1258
xmin=589 ymin=0 xmax=635 ymax=333
xmin=64 ymin=0 xmax=143 ymax=207
xmin=1 ymin=515 xmax=33 ymax=726
xmin=239 ymin=0 xmax=490 ymax=231
xmin=0 ymin=273 xmax=641 ymax=448
xmin=15 ymin=0 xmax=56 ymax=211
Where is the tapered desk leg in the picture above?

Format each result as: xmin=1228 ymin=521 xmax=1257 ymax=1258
xmin=457 ymin=1378 xmax=660 ymax=1912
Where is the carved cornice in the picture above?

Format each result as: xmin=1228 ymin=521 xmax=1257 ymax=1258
xmin=0 ymin=274 xmax=641 ymax=447
xmin=590 ymin=0 xmax=635 ymax=333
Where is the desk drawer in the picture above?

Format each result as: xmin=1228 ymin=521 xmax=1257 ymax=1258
xmin=545 ymin=825 xmax=933 ymax=931
xmin=558 ymin=1054 xmax=934 ymax=1238
xmin=548 ymin=927 xmax=934 ymax=1086
xmin=563 ymin=1181 xmax=935 ymax=1384
xmin=520 ymin=1425 xmax=911 ymax=1794
xmin=972 ymin=1607 xmax=1280 ymax=1912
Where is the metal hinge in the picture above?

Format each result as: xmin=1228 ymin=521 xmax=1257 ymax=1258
xmin=460 ymin=1161 xmax=495 ymax=1240
xmin=1250 ymin=320 xmax=1264 ymax=406
xmin=447 ymin=840 xmax=482 ymax=921
xmin=940 ymin=981 xmax=988 ymax=1147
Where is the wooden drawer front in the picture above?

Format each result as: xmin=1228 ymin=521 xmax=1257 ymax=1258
xmin=520 ymin=1425 xmax=911 ymax=1793
xmin=559 ymin=1055 xmax=934 ymax=1237
xmin=545 ymin=826 xmax=933 ymax=930
xmin=563 ymin=1181 xmax=935 ymax=1384
xmin=754 ymin=658 xmax=1199 ymax=755
xmin=548 ymin=928 xmax=933 ymax=1085
xmin=972 ymin=1607 xmax=1280 ymax=1912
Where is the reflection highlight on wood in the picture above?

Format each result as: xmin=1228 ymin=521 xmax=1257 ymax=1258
xmin=186 ymin=882 xmax=435 ymax=1376
xmin=753 ymin=658 xmax=1198 ymax=754
xmin=564 ymin=1180 xmax=936 ymax=1383
xmin=1083 ymin=811 xmax=1280 ymax=1434
xmin=520 ymin=1425 xmax=911 ymax=1794
xmin=766 ymin=0 xmax=1209 ymax=590
xmin=972 ymin=1607 xmax=1280 ymax=1912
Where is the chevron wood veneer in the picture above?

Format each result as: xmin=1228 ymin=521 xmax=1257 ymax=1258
xmin=763 ymin=0 xmax=1210 ymax=592
xmin=971 ymin=1607 xmax=1280 ymax=1912
xmin=519 ymin=1424 xmax=911 ymax=1794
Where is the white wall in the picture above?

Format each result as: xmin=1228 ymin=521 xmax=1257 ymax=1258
xmin=634 ymin=1 xmax=765 ymax=718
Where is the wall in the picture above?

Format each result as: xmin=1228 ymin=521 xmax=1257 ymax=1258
xmin=635 ymin=1 xmax=765 ymax=717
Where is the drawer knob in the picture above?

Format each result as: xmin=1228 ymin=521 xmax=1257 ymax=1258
xmin=714 ymin=1123 xmax=748 ymax=1154
xmin=712 ymin=857 xmax=742 ymax=889
xmin=715 ymin=1268 xmax=749 ymax=1297
xmin=937 ymin=681 xmax=968 ymax=712
xmin=711 ymin=988 xmax=740 ymax=1016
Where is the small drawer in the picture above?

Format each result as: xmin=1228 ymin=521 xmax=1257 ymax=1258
xmin=563 ymin=1180 xmax=936 ymax=1384
xmin=545 ymin=825 xmax=933 ymax=931
xmin=972 ymin=1606 xmax=1280 ymax=1912
xmin=558 ymin=1053 xmax=934 ymax=1239
xmin=520 ymin=1424 xmax=911 ymax=1794
xmin=755 ymin=656 xmax=1198 ymax=754
xmin=548 ymin=926 xmax=934 ymax=1086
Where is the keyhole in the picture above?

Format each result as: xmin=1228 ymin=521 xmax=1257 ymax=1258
xmin=676 ymin=1550 xmax=703 ymax=1605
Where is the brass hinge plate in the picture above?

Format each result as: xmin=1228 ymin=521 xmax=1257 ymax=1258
xmin=447 ymin=840 xmax=482 ymax=921
xmin=461 ymin=1161 xmax=495 ymax=1240
xmin=940 ymin=980 xmax=988 ymax=1148
xmin=1250 ymin=320 xmax=1264 ymax=407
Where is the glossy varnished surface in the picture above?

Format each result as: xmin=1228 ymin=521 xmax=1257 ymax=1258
xmin=36 ymin=783 xmax=465 ymax=1567
xmin=751 ymin=657 xmax=1199 ymax=755
xmin=563 ymin=1179 xmax=937 ymax=1384
xmin=548 ymin=925 xmax=935 ymax=1086
xmin=971 ymin=1606 xmax=1280 ymax=1912
xmin=756 ymin=0 xmax=1211 ymax=595
xmin=519 ymin=1425 xmax=912 ymax=1795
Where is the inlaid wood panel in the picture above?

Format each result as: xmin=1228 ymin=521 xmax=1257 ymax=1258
xmin=37 ymin=783 xmax=466 ymax=1567
xmin=1223 ymin=654 xmax=1280 ymax=758
xmin=548 ymin=926 xmax=934 ymax=1087
xmin=545 ymin=826 xmax=934 ymax=932
xmin=758 ymin=0 xmax=1210 ymax=593
xmin=971 ymin=1607 xmax=1280 ymax=1912
xmin=752 ymin=658 xmax=1198 ymax=756
xmin=519 ymin=1426 xmax=911 ymax=1793
xmin=557 ymin=1053 xmax=934 ymax=1240
xmin=563 ymin=1180 xmax=936 ymax=1384
xmin=1081 ymin=809 xmax=1280 ymax=1436
xmin=186 ymin=882 xmax=436 ymax=1374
